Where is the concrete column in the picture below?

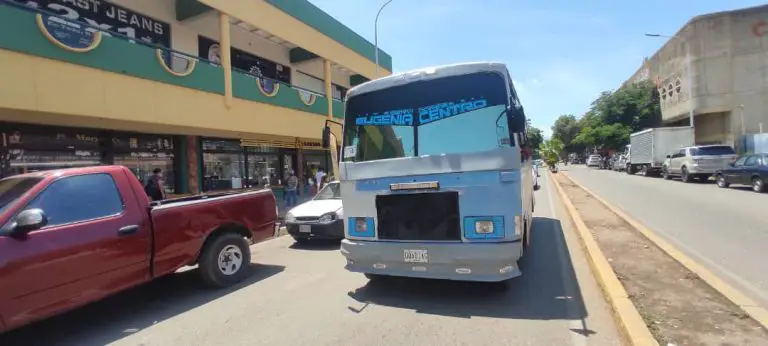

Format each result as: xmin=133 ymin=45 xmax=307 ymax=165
xmin=219 ymin=12 xmax=233 ymax=109
xmin=186 ymin=136 xmax=200 ymax=194
xmin=324 ymin=59 xmax=339 ymax=179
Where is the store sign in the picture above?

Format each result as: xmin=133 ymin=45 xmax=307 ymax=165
xmin=38 ymin=13 xmax=99 ymax=50
xmin=12 ymin=0 xmax=171 ymax=47
xmin=198 ymin=35 xmax=291 ymax=84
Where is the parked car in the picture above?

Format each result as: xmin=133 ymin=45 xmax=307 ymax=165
xmin=613 ymin=155 xmax=627 ymax=171
xmin=0 ymin=166 xmax=278 ymax=333
xmin=284 ymin=181 xmax=344 ymax=243
xmin=586 ymin=155 xmax=601 ymax=167
xmin=662 ymin=145 xmax=737 ymax=182
xmin=715 ymin=153 xmax=768 ymax=193
xmin=533 ymin=159 xmax=541 ymax=177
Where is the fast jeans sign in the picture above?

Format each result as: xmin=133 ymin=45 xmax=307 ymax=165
xmin=11 ymin=0 xmax=171 ymax=47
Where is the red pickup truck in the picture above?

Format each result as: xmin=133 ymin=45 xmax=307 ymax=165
xmin=0 ymin=165 xmax=277 ymax=333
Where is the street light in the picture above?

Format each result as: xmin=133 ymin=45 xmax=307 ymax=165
xmin=645 ymin=33 xmax=694 ymax=130
xmin=374 ymin=0 xmax=393 ymax=78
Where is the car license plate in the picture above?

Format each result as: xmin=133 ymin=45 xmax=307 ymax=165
xmin=404 ymin=249 xmax=428 ymax=263
xmin=299 ymin=225 xmax=311 ymax=233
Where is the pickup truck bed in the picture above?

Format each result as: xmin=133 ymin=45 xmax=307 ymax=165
xmin=0 ymin=166 xmax=277 ymax=333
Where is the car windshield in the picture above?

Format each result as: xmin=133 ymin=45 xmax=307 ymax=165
xmin=342 ymin=72 xmax=515 ymax=163
xmin=691 ymin=146 xmax=735 ymax=156
xmin=0 ymin=177 xmax=42 ymax=214
xmin=314 ymin=182 xmax=341 ymax=200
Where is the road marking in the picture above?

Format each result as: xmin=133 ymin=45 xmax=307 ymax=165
xmin=561 ymin=172 xmax=768 ymax=332
xmin=550 ymin=171 xmax=658 ymax=346
xmin=543 ymin=174 xmax=587 ymax=346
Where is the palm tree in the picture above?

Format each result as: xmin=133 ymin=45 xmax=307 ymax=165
xmin=539 ymin=138 xmax=564 ymax=168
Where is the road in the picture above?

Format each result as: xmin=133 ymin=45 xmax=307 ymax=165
xmin=564 ymin=164 xmax=768 ymax=310
xmin=0 ymin=173 xmax=620 ymax=346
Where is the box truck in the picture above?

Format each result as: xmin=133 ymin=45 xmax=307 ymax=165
xmin=625 ymin=126 xmax=694 ymax=176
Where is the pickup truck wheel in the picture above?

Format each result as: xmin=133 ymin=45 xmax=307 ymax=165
xmin=199 ymin=233 xmax=251 ymax=288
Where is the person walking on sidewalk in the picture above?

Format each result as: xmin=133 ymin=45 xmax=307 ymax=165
xmin=144 ymin=168 xmax=166 ymax=201
xmin=285 ymin=170 xmax=299 ymax=207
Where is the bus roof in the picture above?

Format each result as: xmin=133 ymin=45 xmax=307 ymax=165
xmin=347 ymin=61 xmax=511 ymax=99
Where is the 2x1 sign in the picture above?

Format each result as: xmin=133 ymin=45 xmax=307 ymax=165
xmin=38 ymin=13 xmax=99 ymax=50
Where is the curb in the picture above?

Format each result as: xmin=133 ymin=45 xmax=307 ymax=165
xmin=561 ymin=172 xmax=768 ymax=332
xmin=549 ymin=171 xmax=658 ymax=346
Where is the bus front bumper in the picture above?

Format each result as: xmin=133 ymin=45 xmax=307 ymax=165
xmin=340 ymin=239 xmax=522 ymax=282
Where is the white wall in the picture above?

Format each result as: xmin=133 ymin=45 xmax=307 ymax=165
xmin=114 ymin=0 xmax=349 ymax=90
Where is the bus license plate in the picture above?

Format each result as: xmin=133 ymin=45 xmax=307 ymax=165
xmin=299 ymin=225 xmax=311 ymax=233
xmin=404 ymin=249 xmax=428 ymax=263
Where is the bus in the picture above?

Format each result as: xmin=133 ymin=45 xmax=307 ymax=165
xmin=325 ymin=62 xmax=534 ymax=285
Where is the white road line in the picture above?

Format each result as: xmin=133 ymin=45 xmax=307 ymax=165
xmin=544 ymin=174 xmax=588 ymax=346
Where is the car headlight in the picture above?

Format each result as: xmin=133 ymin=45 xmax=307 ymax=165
xmin=285 ymin=212 xmax=296 ymax=223
xmin=475 ymin=220 xmax=494 ymax=234
xmin=318 ymin=213 xmax=335 ymax=223
xmin=335 ymin=208 xmax=344 ymax=219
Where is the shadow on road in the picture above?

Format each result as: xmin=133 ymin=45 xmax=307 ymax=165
xmin=289 ymin=239 xmax=342 ymax=251
xmin=347 ymin=217 xmax=590 ymax=323
xmin=0 ymin=263 xmax=285 ymax=346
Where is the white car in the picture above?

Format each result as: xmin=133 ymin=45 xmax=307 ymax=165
xmin=586 ymin=155 xmax=601 ymax=167
xmin=284 ymin=181 xmax=344 ymax=243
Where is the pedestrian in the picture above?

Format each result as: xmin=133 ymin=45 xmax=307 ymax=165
xmin=285 ymin=170 xmax=299 ymax=207
xmin=315 ymin=168 xmax=326 ymax=190
xmin=144 ymin=168 xmax=166 ymax=201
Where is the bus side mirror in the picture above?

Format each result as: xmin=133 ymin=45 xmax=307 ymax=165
xmin=321 ymin=126 xmax=331 ymax=149
xmin=509 ymin=108 xmax=526 ymax=133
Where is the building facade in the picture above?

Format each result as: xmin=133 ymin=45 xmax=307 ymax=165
xmin=623 ymin=4 xmax=768 ymax=150
xmin=0 ymin=0 xmax=392 ymax=196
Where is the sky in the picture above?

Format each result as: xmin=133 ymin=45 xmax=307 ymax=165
xmin=309 ymin=0 xmax=765 ymax=138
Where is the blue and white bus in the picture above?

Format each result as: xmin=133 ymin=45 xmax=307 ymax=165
xmin=327 ymin=62 xmax=534 ymax=285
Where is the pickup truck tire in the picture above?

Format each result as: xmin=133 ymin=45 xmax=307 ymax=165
xmin=199 ymin=233 xmax=251 ymax=288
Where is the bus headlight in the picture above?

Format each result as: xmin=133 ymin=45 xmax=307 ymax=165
xmin=475 ymin=220 xmax=494 ymax=234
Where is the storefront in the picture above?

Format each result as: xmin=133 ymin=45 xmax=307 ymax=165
xmin=0 ymin=122 xmax=181 ymax=194
xmin=201 ymin=138 xmax=328 ymax=196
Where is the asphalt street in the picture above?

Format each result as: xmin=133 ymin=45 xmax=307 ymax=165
xmin=0 ymin=173 xmax=620 ymax=346
xmin=564 ymin=164 xmax=768 ymax=310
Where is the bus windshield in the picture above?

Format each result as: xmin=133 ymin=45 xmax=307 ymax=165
xmin=342 ymin=72 xmax=513 ymax=163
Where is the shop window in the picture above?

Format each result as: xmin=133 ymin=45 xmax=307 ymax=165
xmin=112 ymin=134 xmax=175 ymax=194
xmin=203 ymin=152 xmax=245 ymax=191
xmin=247 ymin=153 xmax=279 ymax=188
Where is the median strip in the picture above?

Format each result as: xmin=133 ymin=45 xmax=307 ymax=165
xmin=551 ymin=171 xmax=768 ymax=345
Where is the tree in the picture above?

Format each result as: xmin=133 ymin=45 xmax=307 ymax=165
xmin=539 ymin=138 xmax=564 ymax=166
xmin=563 ymin=80 xmax=661 ymax=152
xmin=527 ymin=126 xmax=544 ymax=150
xmin=551 ymin=114 xmax=582 ymax=153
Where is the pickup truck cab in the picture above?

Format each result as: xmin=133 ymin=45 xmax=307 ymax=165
xmin=0 ymin=166 xmax=277 ymax=333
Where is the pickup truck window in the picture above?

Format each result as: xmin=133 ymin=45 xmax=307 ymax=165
xmin=0 ymin=177 xmax=42 ymax=213
xmin=24 ymin=174 xmax=125 ymax=227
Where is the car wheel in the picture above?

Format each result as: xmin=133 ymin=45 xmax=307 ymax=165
xmin=198 ymin=233 xmax=251 ymax=288
xmin=716 ymin=174 xmax=730 ymax=188
xmin=753 ymin=177 xmax=765 ymax=193
xmin=681 ymin=167 xmax=691 ymax=183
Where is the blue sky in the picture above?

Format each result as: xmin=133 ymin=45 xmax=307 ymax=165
xmin=309 ymin=0 xmax=765 ymax=138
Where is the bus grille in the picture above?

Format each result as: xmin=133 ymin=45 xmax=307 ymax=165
xmin=375 ymin=191 xmax=461 ymax=241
